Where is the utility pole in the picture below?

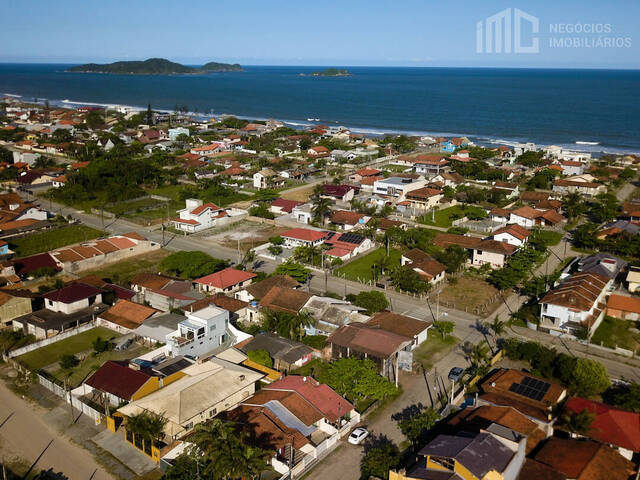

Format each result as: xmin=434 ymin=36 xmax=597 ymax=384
xmin=436 ymin=291 xmax=440 ymax=320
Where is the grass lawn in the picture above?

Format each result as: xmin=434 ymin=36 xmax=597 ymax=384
xmin=440 ymin=275 xmax=500 ymax=313
xmin=533 ymin=229 xmax=563 ymax=247
xmin=418 ymin=205 xmax=467 ymax=228
xmin=334 ymin=247 xmax=402 ymax=283
xmin=591 ymin=316 xmax=640 ymax=352
xmin=9 ymin=224 xmax=105 ymax=257
xmin=78 ymin=249 xmax=170 ymax=284
xmin=52 ymin=343 xmax=151 ymax=387
xmin=18 ymin=327 xmax=121 ymax=372
xmin=413 ymin=334 xmax=460 ymax=370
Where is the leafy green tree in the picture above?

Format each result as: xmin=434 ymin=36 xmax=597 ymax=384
xmin=268 ymin=235 xmax=284 ymax=246
xmin=353 ymin=291 xmax=389 ymax=314
xmin=561 ymin=408 xmax=595 ymax=435
xmin=85 ymin=110 xmax=105 ymax=129
xmin=160 ymin=251 xmax=228 ymax=279
xmin=248 ymin=203 xmax=275 ymax=219
xmin=360 ymin=439 xmax=401 ymax=480
xmin=59 ymin=354 xmax=79 ymax=370
xmin=614 ymin=383 xmax=640 ymax=412
xmin=293 ymin=244 xmax=321 ymax=264
xmin=563 ymin=192 xmax=587 ymax=220
xmin=267 ymin=244 xmax=282 ymax=256
xmin=432 ymin=320 xmax=455 ymax=340
xmin=273 ymin=260 xmax=311 ymax=283
xmin=569 ymin=358 xmax=611 ymax=397
xmin=434 ymin=245 xmax=468 ymax=273
xmin=516 ymin=151 xmax=545 ymax=167
xmin=146 ymin=103 xmax=153 ymax=126
xmin=323 ymin=358 xmax=397 ymax=404
xmin=398 ymin=407 xmax=440 ymax=448
xmin=246 ymin=349 xmax=273 ymax=368
xmin=591 ymin=193 xmax=620 ymax=223
xmin=390 ymin=267 xmax=429 ymax=293
xmin=253 ymin=189 xmax=279 ymax=203
xmin=92 ymin=336 xmax=113 ymax=354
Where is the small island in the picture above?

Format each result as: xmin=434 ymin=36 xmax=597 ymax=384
xmin=301 ymin=68 xmax=352 ymax=77
xmin=67 ymin=58 xmax=243 ymax=75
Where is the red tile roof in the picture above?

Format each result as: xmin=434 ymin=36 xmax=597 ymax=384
xmin=85 ymin=361 xmax=152 ymax=400
xmin=564 ymin=397 xmax=640 ymax=452
xmin=194 ymin=268 xmax=257 ymax=289
xmin=607 ymin=293 xmax=640 ymax=315
xmin=265 ymin=375 xmax=354 ymax=423
xmin=42 ymin=282 xmax=103 ymax=304
xmin=328 ymin=323 xmax=412 ymax=358
xmin=281 ymin=228 xmax=328 ymax=242
xmin=271 ymin=198 xmax=304 ymax=213
xmin=354 ymin=168 xmax=381 ymax=177
xmin=492 ymin=224 xmax=531 ymax=241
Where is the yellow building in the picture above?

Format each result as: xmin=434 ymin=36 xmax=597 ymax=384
xmin=390 ymin=430 xmax=526 ymax=480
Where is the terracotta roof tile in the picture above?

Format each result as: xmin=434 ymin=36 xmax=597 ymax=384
xmin=194 ymin=268 xmax=256 ymax=289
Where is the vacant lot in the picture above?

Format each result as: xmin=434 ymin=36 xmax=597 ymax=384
xmin=439 ymin=275 xmax=500 ymax=315
xmin=413 ymin=334 xmax=460 ymax=370
xmin=279 ymin=183 xmax=317 ymax=202
xmin=592 ymin=316 xmax=640 ymax=353
xmin=205 ymin=221 xmax=290 ymax=250
xmin=335 ymin=247 xmax=401 ymax=283
xmin=18 ymin=327 xmax=121 ymax=372
xmin=418 ymin=205 xmax=466 ymax=228
xmin=9 ymin=224 xmax=104 ymax=257
xmin=75 ymin=249 xmax=170 ymax=285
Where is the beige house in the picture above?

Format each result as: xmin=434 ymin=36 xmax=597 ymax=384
xmin=0 ymin=291 xmax=32 ymax=326
xmin=627 ymin=268 xmax=640 ymax=293
xmin=117 ymin=358 xmax=263 ymax=440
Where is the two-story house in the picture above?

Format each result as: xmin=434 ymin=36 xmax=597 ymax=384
xmin=166 ymin=306 xmax=230 ymax=358
xmin=172 ymin=199 xmax=228 ymax=233
xmin=539 ymin=271 xmax=610 ymax=336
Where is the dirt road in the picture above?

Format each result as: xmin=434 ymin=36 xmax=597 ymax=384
xmin=0 ymin=381 xmax=113 ymax=480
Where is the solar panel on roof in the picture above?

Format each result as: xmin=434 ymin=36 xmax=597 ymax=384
xmin=339 ymin=233 xmax=365 ymax=244
xmin=509 ymin=376 xmax=552 ymax=401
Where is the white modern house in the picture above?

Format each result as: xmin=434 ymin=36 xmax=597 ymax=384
xmin=539 ymin=271 xmax=611 ymax=336
xmin=491 ymin=224 xmax=531 ymax=247
xmin=168 ymin=127 xmax=190 ymax=141
xmin=372 ymin=176 xmax=428 ymax=200
xmin=280 ymin=228 xmax=328 ymax=249
xmin=172 ymin=199 xmax=228 ymax=233
xmin=166 ymin=306 xmax=230 ymax=358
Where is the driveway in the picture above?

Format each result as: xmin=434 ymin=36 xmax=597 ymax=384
xmin=0 ymin=380 xmax=113 ymax=480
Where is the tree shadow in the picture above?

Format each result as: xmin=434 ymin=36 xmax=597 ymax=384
xmin=362 ymin=433 xmax=395 ymax=455
xmin=391 ymin=403 xmax=425 ymax=423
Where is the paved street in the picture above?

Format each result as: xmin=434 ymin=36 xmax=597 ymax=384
xmin=0 ymin=380 xmax=113 ymax=480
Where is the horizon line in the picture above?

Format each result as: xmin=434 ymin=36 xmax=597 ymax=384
xmin=0 ymin=61 xmax=639 ymax=71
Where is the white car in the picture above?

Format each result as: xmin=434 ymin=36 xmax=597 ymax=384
xmin=348 ymin=427 xmax=369 ymax=445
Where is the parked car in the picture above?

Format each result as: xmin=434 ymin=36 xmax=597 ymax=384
xmin=348 ymin=427 xmax=369 ymax=445
xmin=448 ymin=367 xmax=464 ymax=382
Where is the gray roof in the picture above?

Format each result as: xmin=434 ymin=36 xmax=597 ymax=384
xmin=134 ymin=313 xmax=185 ymax=342
xmin=577 ymin=253 xmax=627 ymax=280
xmin=602 ymin=220 xmax=640 ymax=235
xmin=239 ymin=333 xmax=313 ymax=364
xmin=419 ymin=433 xmax=515 ymax=479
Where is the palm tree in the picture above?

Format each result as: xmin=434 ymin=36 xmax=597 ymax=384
xmin=486 ymin=317 xmax=506 ymax=348
xmin=125 ymin=411 xmax=167 ymax=448
xmin=189 ymin=419 xmax=270 ymax=480
xmin=291 ymin=309 xmax=315 ymax=340
xmin=312 ymin=197 xmax=333 ymax=225
xmin=293 ymin=244 xmax=320 ymax=264
xmin=241 ymin=249 xmax=256 ymax=271
xmin=561 ymin=408 xmax=595 ymax=435
xmin=466 ymin=340 xmax=490 ymax=373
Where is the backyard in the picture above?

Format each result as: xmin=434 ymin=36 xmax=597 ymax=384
xmin=334 ymin=247 xmax=402 ymax=283
xmin=72 ymin=249 xmax=170 ymax=285
xmin=417 ymin=205 xmax=468 ymax=228
xmin=17 ymin=327 xmax=150 ymax=387
xmin=413 ymin=333 xmax=460 ymax=370
xmin=9 ymin=224 xmax=105 ymax=257
xmin=439 ymin=274 xmax=501 ymax=315
xmin=591 ymin=316 xmax=640 ymax=353
xmin=18 ymin=327 xmax=121 ymax=371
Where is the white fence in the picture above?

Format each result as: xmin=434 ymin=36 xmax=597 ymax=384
xmin=8 ymin=322 xmax=97 ymax=358
xmin=36 ymin=373 xmax=104 ymax=423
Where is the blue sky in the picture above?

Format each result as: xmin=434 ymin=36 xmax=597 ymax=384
xmin=1 ymin=0 xmax=638 ymax=68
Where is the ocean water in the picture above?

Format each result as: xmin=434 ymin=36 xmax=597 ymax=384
xmin=0 ymin=63 xmax=639 ymax=153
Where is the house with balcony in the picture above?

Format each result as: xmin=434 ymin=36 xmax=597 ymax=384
xmin=404 ymin=187 xmax=443 ymax=211
xmin=166 ymin=306 xmax=230 ymax=358
xmin=280 ymin=228 xmax=329 ymax=248
xmin=172 ymin=199 xmax=229 ymax=233
xmin=373 ymin=176 xmax=428 ymax=201
xmin=539 ymin=271 xmax=610 ymax=336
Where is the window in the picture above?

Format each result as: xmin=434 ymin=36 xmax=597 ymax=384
xmin=184 ymin=422 xmax=193 ymax=430
xmin=209 ymin=408 xmax=217 ymax=417
xmin=430 ymin=456 xmax=455 ymax=471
